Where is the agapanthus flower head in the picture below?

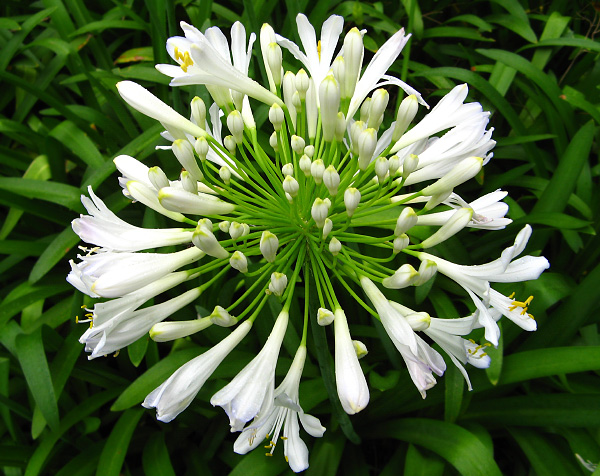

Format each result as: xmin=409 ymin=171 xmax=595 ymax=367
xmin=68 ymin=13 xmax=549 ymax=472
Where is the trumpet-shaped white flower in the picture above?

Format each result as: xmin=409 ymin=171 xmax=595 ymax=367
xmin=419 ymin=225 xmax=549 ymax=345
xmin=414 ymin=190 xmax=511 ymax=230
xmin=81 ymin=286 xmax=201 ymax=359
xmin=361 ymin=277 xmax=445 ymax=397
xmin=73 ymin=187 xmax=193 ymax=252
xmin=391 ymin=84 xmax=487 ymax=154
xmin=211 ymin=311 xmax=289 ymax=431
xmin=68 ymin=246 xmax=204 ymax=298
xmin=144 ymin=321 xmax=252 ymax=422
xmin=234 ymin=345 xmax=325 ymax=472
xmin=156 ymin=22 xmax=282 ymax=107
xmin=276 ymin=14 xmax=344 ymax=97
xmin=334 ymin=309 xmax=369 ymax=414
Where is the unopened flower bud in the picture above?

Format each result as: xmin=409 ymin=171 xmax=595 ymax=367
xmin=224 ymin=135 xmax=236 ymax=155
xmin=344 ymin=187 xmax=361 ymax=216
xmin=311 ymin=159 xmax=325 ymax=183
xmin=382 ymin=264 xmax=419 ymax=289
xmin=299 ymin=154 xmax=312 ymax=176
xmin=150 ymin=317 xmax=212 ymax=342
xmin=329 ymin=237 xmax=342 ymax=255
xmin=173 ymin=139 xmax=203 ymax=181
xmin=197 ymin=218 xmax=212 ymax=232
xmin=229 ymin=251 xmax=248 ymax=273
xmin=295 ymin=68 xmax=310 ymax=98
xmin=374 ymin=156 xmax=389 ymax=182
xmin=424 ymin=190 xmax=453 ymax=211
xmin=368 ymin=89 xmax=389 ymax=129
xmin=388 ymin=155 xmax=401 ymax=176
xmin=350 ymin=120 xmax=366 ymax=155
xmin=323 ymin=165 xmax=340 ymax=195
xmin=180 ymin=170 xmax=197 ymax=194
xmin=229 ymin=221 xmax=244 ymax=240
xmin=191 ymin=96 xmax=206 ymax=129
xmin=210 ymin=305 xmax=237 ymax=327
xmin=311 ymin=198 xmax=329 ymax=228
xmin=227 ymin=110 xmax=244 ymax=144
xmin=269 ymin=131 xmax=278 ymax=151
xmin=335 ymin=112 xmax=346 ymax=142
xmin=402 ymin=154 xmax=419 ymax=179
xmin=304 ymin=145 xmax=315 ymax=158
xmin=414 ymin=259 xmax=438 ymax=285
xmin=353 ymin=340 xmax=368 ymax=359
xmin=343 ymin=27 xmax=363 ymax=99
xmin=420 ymin=208 xmax=473 ymax=248
xmin=317 ymin=307 xmax=334 ymax=326
xmin=283 ymin=175 xmax=299 ymax=197
xmin=194 ymin=136 xmax=209 ymax=160
xmin=241 ymin=223 xmax=250 ymax=236
xmin=219 ymin=166 xmax=231 ymax=185
xmin=218 ymin=221 xmax=230 ymax=233
xmin=322 ymin=218 xmax=333 ymax=239
xmin=332 ymin=56 xmax=347 ymax=97
xmin=392 ymin=95 xmax=419 ymax=142
xmin=282 ymin=163 xmax=294 ymax=176
xmin=268 ymin=272 xmax=288 ymax=296
xmin=292 ymin=91 xmax=301 ymax=108
xmin=360 ymin=98 xmax=371 ymax=123
xmin=358 ymin=128 xmax=377 ymax=170
xmin=421 ymin=157 xmax=484 ymax=196
xmin=291 ymin=135 xmax=305 ymax=154
xmin=148 ymin=166 xmax=169 ymax=191
xmin=269 ymin=103 xmax=284 ymax=130
xmin=405 ymin=312 xmax=431 ymax=331
xmin=395 ymin=207 xmax=418 ymax=236
xmin=267 ymin=42 xmax=283 ymax=87
xmin=192 ymin=225 xmax=229 ymax=259
xmin=393 ymin=234 xmax=410 ymax=254
xmin=260 ymin=231 xmax=279 ymax=262
xmin=319 ymin=74 xmax=341 ymax=142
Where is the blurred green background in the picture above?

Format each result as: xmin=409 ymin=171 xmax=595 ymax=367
xmin=0 ymin=0 xmax=599 ymax=474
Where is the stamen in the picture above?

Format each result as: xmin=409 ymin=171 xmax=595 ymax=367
xmin=317 ymin=40 xmax=322 ymax=60
xmin=509 ymin=294 xmax=535 ymax=319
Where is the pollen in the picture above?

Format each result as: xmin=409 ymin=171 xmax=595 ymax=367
xmin=509 ymin=294 xmax=534 ymax=318
xmin=174 ymin=47 xmax=194 ymax=72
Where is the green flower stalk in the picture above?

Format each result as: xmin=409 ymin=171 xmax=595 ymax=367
xmin=67 ymin=13 xmax=549 ymax=472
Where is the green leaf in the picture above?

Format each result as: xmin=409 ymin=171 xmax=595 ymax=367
xmin=533 ymin=121 xmax=596 ymax=214
xmin=111 ymin=347 xmax=202 ymax=411
xmin=15 ymin=330 xmax=59 ymax=432
xmin=49 ymin=121 xmax=105 ymax=168
xmin=444 ymin=363 xmax=465 ymax=423
xmin=142 ymin=433 xmax=177 ymax=476
xmin=463 ymin=395 xmax=600 ymax=427
xmin=0 ymin=178 xmax=82 ymax=211
xmin=29 ymin=226 xmax=79 ymax=283
xmin=95 ymin=409 xmax=144 ymax=476
xmin=371 ymin=418 xmax=503 ymax=476
xmin=404 ymin=444 xmax=445 ymax=476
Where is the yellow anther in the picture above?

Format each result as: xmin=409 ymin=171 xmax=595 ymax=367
xmin=265 ymin=453 xmax=273 ymax=457
xmin=508 ymin=292 xmax=516 ymax=299
xmin=113 ymin=350 xmax=120 ymax=357
xmin=317 ymin=40 xmax=322 ymax=60
xmin=264 ymin=445 xmax=272 ymax=449
xmin=481 ymin=352 xmax=488 ymax=357
xmin=270 ymin=440 xmax=277 ymax=446
xmin=174 ymin=47 xmax=193 ymax=72
xmin=509 ymin=294 xmax=536 ymax=319
xmin=280 ymin=436 xmax=288 ymax=440
xmin=89 ymin=321 xmax=93 ymax=329
xmin=285 ymin=456 xmax=289 ymax=462
xmin=81 ymin=304 xmax=87 ymax=309
xmin=468 ymin=338 xmax=476 ymax=344
xmin=75 ymin=315 xmax=79 ymax=323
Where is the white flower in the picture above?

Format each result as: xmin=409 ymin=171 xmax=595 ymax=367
xmin=68 ymin=246 xmax=204 ymax=298
xmin=414 ymin=190 xmax=512 ymax=230
xmin=360 ymin=277 xmax=445 ymax=397
xmin=72 ymin=187 xmax=193 ymax=252
xmin=333 ymin=309 xmax=369 ymax=414
xmin=81 ymin=285 xmax=202 ymax=359
xmin=276 ymin=14 xmax=344 ymax=97
xmin=391 ymin=84 xmax=487 ymax=154
xmin=211 ymin=311 xmax=289 ymax=431
xmin=419 ymin=225 xmax=550 ymax=345
xmin=234 ymin=346 xmax=325 ymax=472
xmin=156 ymin=22 xmax=282 ymax=107
xmin=143 ymin=321 xmax=252 ymax=422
